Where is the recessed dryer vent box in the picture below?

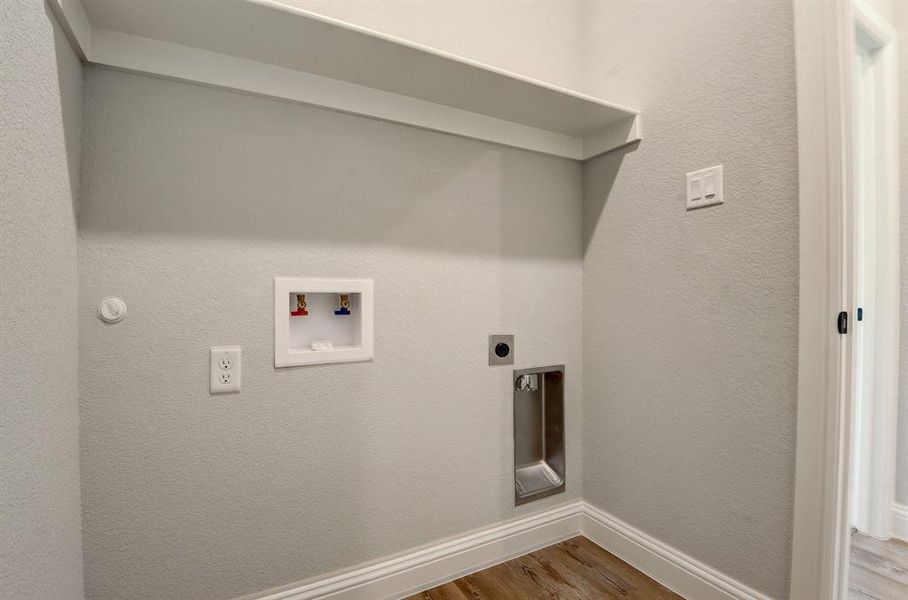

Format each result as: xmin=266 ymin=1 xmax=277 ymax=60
xmin=514 ymin=365 xmax=565 ymax=505
xmin=274 ymin=277 xmax=373 ymax=367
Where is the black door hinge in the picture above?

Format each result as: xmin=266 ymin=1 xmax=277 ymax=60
xmin=837 ymin=311 xmax=848 ymax=334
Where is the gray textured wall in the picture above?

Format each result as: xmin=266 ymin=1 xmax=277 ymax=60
xmin=579 ymin=1 xmax=799 ymax=598
xmin=0 ymin=1 xmax=85 ymax=599
xmin=77 ymin=68 xmax=582 ymax=600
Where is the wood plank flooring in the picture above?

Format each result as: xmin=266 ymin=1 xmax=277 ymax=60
xmin=849 ymin=533 xmax=908 ymax=600
xmin=405 ymin=536 xmax=683 ymax=599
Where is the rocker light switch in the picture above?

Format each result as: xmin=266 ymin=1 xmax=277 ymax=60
xmin=704 ymin=172 xmax=716 ymax=198
xmin=686 ymin=164 xmax=723 ymax=210
xmin=690 ymin=177 xmax=702 ymax=201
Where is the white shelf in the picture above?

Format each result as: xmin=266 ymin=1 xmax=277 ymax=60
xmin=51 ymin=0 xmax=641 ymax=160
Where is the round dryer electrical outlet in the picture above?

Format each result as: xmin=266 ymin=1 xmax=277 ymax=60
xmin=488 ymin=334 xmax=514 ymax=365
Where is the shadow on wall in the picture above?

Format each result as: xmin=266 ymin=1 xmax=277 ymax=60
xmin=50 ymin=1 xmax=80 ymax=216
xmin=77 ymin=68 xmax=582 ymax=261
xmin=582 ymin=141 xmax=639 ymax=254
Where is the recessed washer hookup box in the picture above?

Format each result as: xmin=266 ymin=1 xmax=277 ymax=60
xmin=274 ymin=277 xmax=373 ymax=367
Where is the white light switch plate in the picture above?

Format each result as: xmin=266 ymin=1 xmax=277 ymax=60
xmin=686 ymin=164 xmax=723 ymax=210
xmin=210 ymin=346 xmax=241 ymax=394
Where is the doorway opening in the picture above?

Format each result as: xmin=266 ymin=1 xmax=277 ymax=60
xmin=790 ymin=1 xmax=903 ymax=598
xmin=846 ymin=4 xmax=904 ymax=597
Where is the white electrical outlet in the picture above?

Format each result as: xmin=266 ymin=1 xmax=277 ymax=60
xmin=210 ymin=346 xmax=241 ymax=394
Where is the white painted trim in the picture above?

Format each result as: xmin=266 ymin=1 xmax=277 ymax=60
xmin=581 ymin=117 xmax=642 ymax=161
xmin=244 ymin=501 xmax=584 ymax=600
xmin=49 ymin=0 xmax=641 ymax=160
xmin=581 ymin=503 xmax=772 ymax=600
xmin=853 ymin=0 xmax=896 ymax=49
xmin=892 ymin=503 xmax=908 ymax=542
xmin=848 ymin=0 xmax=900 ymax=541
xmin=790 ymin=0 xmax=855 ymax=598
xmin=791 ymin=1 xmax=901 ymax=597
xmin=45 ymin=0 xmax=91 ymax=60
xmin=239 ymin=501 xmax=772 ymax=600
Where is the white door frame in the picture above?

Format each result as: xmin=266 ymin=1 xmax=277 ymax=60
xmin=848 ymin=1 xmax=900 ymax=541
xmin=790 ymin=1 xmax=899 ymax=598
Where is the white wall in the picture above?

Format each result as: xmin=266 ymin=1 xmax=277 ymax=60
xmin=288 ymin=0 xmax=586 ymax=92
xmin=77 ymin=67 xmax=582 ymax=600
xmin=864 ymin=0 xmax=908 ymax=512
xmin=579 ymin=2 xmax=799 ymax=598
xmin=0 ymin=1 xmax=84 ymax=599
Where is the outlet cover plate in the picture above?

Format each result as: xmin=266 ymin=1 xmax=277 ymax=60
xmin=686 ymin=164 xmax=723 ymax=210
xmin=210 ymin=346 xmax=241 ymax=394
xmin=489 ymin=334 xmax=515 ymax=366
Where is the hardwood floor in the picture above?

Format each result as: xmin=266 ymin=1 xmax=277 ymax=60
xmin=849 ymin=533 xmax=908 ymax=600
xmin=405 ymin=536 xmax=683 ymax=599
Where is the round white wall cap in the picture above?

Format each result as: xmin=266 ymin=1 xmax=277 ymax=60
xmin=98 ymin=297 xmax=127 ymax=324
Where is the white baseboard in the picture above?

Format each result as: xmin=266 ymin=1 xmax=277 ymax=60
xmin=246 ymin=500 xmax=773 ymax=600
xmin=893 ymin=503 xmax=908 ymax=542
xmin=250 ymin=501 xmax=584 ymax=600
xmin=581 ymin=502 xmax=773 ymax=600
